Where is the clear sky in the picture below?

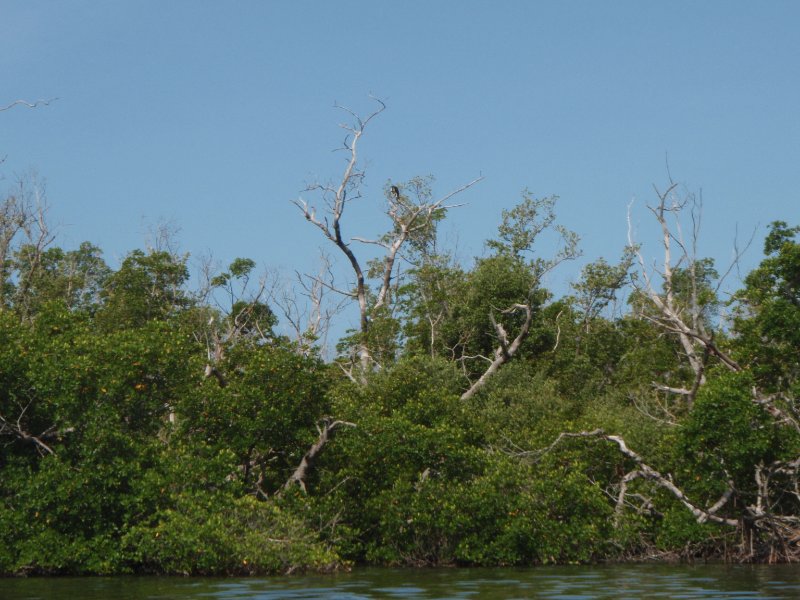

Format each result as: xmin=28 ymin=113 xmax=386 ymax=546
xmin=2 ymin=1 xmax=799 ymax=337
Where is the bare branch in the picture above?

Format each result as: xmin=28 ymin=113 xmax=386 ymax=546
xmin=270 ymin=255 xmax=348 ymax=357
xmin=461 ymin=301 xmax=533 ymax=401
xmin=752 ymin=390 xmax=800 ymax=434
xmin=283 ymin=419 xmax=356 ymax=493
xmin=0 ymin=98 xmax=58 ymax=112
xmin=651 ymin=383 xmax=692 ymax=396
xmin=0 ymin=410 xmax=73 ymax=456
xmin=528 ymin=429 xmax=739 ymax=527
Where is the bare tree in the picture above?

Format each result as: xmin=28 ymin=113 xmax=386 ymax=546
xmin=271 ymin=255 xmax=348 ymax=359
xmin=1 ymin=96 xmax=58 ymax=311
xmin=459 ymin=302 xmax=536 ymax=401
xmin=627 ymin=182 xmax=745 ymax=407
xmin=531 ymin=417 xmax=800 ymax=562
xmin=293 ymin=99 xmax=482 ymax=377
xmin=0 ymin=174 xmax=56 ymax=317
xmin=525 ymin=429 xmax=738 ymax=528
xmin=0 ymin=192 xmax=31 ymax=290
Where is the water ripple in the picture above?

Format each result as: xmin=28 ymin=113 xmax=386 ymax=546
xmin=2 ymin=565 xmax=800 ymax=599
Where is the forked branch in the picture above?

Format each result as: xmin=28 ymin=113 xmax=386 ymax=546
xmin=528 ymin=429 xmax=739 ymax=527
xmin=283 ymin=419 xmax=356 ymax=493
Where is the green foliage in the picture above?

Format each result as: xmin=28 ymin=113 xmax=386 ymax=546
xmin=486 ymin=192 xmax=580 ymax=275
xmin=652 ymin=504 xmax=720 ymax=554
xmin=10 ymin=242 xmax=109 ymax=318
xmin=96 ymin=249 xmax=190 ymax=330
xmin=3 ymin=183 xmax=800 ymax=573
xmin=123 ymin=493 xmax=338 ymax=575
xmin=734 ymin=221 xmax=800 ymax=391
xmin=676 ymin=371 xmax=787 ymax=495
xmin=214 ymin=257 xmax=256 ymax=283
xmin=453 ymin=455 xmax=615 ymax=565
xmin=178 ymin=343 xmax=330 ymax=495
xmin=461 ymin=362 xmax=578 ymax=449
xmin=487 ymin=193 xmax=557 ymax=259
xmin=669 ymin=257 xmax=720 ymax=324
xmin=312 ymin=357 xmax=482 ymax=561
xmin=353 ymin=452 xmax=615 ymax=566
xmin=208 ymin=257 xmax=277 ymax=337
xmin=2 ymin=454 xmax=138 ymax=574
xmin=307 ymin=355 xmax=629 ymax=567
xmin=613 ymin=315 xmax=695 ymax=397
xmin=383 ymin=175 xmax=445 ymax=257
xmin=570 ymin=250 xmax=634 ymax=324
xmin=436 ymin=253 xmax=547 ymax=376
xmin=398 ymin=254 xmax=466 ymax=358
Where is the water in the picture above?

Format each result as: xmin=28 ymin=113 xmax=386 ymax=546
xmin=2 ymin=565 xmax=800 ymax=599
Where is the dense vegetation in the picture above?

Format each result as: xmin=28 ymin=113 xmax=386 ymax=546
xmin=2 ymin=110 xmax=800 ymax=575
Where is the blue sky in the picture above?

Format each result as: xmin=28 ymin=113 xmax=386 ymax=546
xmin=2 ymin=1 xmax=799 ymax=337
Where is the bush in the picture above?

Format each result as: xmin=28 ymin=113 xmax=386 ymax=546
xmin=122 ymin=493 xmax=340 ymax=575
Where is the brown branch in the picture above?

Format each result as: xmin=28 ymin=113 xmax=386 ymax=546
xmin=203 ymin=364 xmax=228 ymax=388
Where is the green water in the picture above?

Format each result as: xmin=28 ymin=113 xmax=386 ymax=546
xmin=2 ymin=564 xmax=800 ymax=599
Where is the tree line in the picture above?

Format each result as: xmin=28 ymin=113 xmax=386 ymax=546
xmin=1 ymin=102 xmax=799 ymax=574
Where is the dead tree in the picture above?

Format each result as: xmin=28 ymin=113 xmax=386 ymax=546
xmin=293 ymin=99 xmax=481 ymax=378
xmin=1 ymin=95 xmax=58 ymax=311
xmin=270 ymin=254 xmax=348 ymax=359
xmin=0 ymin=175 xmax=56 ymax=317
xmin=528 ymin=429 xmax=738 ymax=527
xmin=0 ymin=193 xmax=30 ymax=289
xmin=533 ymin=426 xmax=800 ymax=561
xmin=460 ymin=302 xmax=535 ymax=401
xmin=628 ymin=182 xmax=745 ymax=408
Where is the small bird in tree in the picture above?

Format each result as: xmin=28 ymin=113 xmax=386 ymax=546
xmin=390 ymin=185 xmax=400 ymax=201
